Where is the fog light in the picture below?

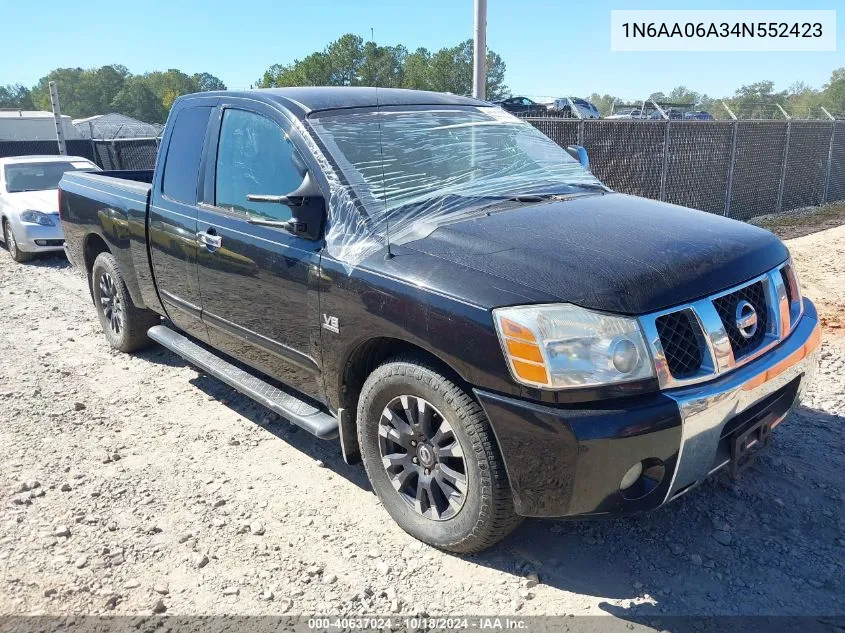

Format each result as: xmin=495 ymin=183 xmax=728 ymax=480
xmin=620 ymin=461 xmax=644 ymax=490
xmin=612 ymin=338 xmax=640 ymax=374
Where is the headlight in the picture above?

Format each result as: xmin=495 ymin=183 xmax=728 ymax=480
xmin=20 ymin=210 xmax=55 ymax=226
xmin=784 ymin=258 xmax=802 ymax=302
xmin=493 ymin=303 xmax=655 ymax=389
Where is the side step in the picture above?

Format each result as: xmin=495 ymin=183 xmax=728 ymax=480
xmin=148 ymin=325 xmax=338 ymax=440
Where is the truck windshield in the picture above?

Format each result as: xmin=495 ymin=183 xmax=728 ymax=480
xmin=4 ymin=161 xmax=99 ymax=193
xmin=309 ymin=106 xmax=600 ymax=218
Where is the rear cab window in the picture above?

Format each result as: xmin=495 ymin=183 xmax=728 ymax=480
xmin=162 ymin=106 xmax=214 ymax=204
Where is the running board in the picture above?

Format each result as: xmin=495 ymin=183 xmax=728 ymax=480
xmin=147 ymin=325 xmax=338 ymax=440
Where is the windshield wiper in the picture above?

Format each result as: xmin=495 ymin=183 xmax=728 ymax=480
xmin=440 ymin=185 xmax=610 ymax=222
xmin=510 ymin=183 xmax=610 ymax=199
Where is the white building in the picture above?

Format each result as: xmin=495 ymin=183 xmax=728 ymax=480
xmin=0 ymin=110 xmax=81 ymax=141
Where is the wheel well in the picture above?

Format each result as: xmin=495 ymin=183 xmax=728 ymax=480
xmin=340 ymin=337 xmax=471 ymax=422
xmin=83 ymin=234 xmax=110 ymax=273
xmin=83 ymin=234 xmax=111 ymax=293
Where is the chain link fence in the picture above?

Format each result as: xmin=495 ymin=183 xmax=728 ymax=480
xmin=525 ymin=117 xmax=845 ymax=220
xmin=90 ymin=138 xmax=160 ymax=170
xmin=0 ymin=138 xmax=158 ymax=170
xmin=0 ymin=139 xmax=98 ymax=164
xmin=3 ymin=119 xmax=844 ymax=222
xmin=728 ymin=122 xmax=787 ymax=221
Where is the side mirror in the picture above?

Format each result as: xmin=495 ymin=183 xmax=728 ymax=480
xmin=246 ymin=171 xmax=325 ymax=240
xmin=566 ymin=145 xmax=590 ymax=170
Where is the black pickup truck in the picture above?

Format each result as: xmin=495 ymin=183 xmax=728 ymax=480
xmin=59 ymin=87 xmax=820 ymax=553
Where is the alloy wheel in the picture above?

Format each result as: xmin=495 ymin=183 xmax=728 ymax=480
xmin=5 ymin=223 xmax=17 ymax=256
xmin=378 ymin=395 xmax=469 ymax=520
xmin=99 ymin=272 xmax=123 ymax=335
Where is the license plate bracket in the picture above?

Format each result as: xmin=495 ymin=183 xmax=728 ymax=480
xmin=730 ymin=417 xmax=772 ymax=477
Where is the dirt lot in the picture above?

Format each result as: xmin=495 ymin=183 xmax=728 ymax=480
xmin=758 ymin=206 xmax=845 ymax=339
xmin=1 ymin=223 xmax=843 ymax=626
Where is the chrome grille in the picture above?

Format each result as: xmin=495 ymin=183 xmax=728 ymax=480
xmin=639 ymin=261 xmax=802 ymax=389
xmin=712 ymin=281 xmax=768 ymax=358
xmin=655 ymin=310 xmax=703 ymax=378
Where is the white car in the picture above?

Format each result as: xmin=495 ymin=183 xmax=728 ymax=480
xmin=605 ymin=109 xmax=645 ymax=120
xmin=0 ymin=155 xmax=100 ymax=262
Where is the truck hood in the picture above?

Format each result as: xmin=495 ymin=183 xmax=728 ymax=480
xmin=402 ymin=193 xmax=789 ymax=315
xmin=3 ymin=189 xmax=58 ymax=213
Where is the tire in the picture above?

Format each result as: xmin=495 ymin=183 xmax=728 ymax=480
xmin=3 ymin=219 xmax=34 ymax=263
xmin=357 ymin=356 xmax=522 ymax=553
xmin=91 ymin=252 xmax=159 ymax=353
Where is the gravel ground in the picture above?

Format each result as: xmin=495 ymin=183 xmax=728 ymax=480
xmin=0 ymin=226 xmax=843 ymax=625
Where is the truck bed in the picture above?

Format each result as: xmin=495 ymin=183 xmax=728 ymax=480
xmin=59 ymin=169 xmax=156 ymax=313
xmin=97 ymin=169 xmax=155 ymax=184
xmin=61 ymin=170 xmax=154 ymax=199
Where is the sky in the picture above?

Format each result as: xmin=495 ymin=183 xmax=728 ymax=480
xmin=1 ymin=0 xmax=843 ymax=101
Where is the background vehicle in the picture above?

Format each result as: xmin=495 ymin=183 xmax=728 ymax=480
xmin=0 ymin=155 xmax=99 ymax=262
xmin=548 ymin=97 xmax=601 ymax=119
xmin=494 ymin=96 xmax=547 ymax=116
xmin=59 ymin=88 xmax=819 ymax=554
xmin=606 ymin=108 xmax=644 ymax=120
xmin=648 ymin=108 xmax=684 ymax=120
xmin=684 ymin=110 xmax=715 ymax=120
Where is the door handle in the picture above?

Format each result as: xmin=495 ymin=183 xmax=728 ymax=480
xmin=197 ymin=230 xmax=222 ymax=250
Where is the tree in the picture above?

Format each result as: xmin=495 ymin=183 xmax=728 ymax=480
xmin=135 ymin=69 xmax=197 ymax=111
xmin=696 ymin=94 xmax=719 ymax=116
xmin=30 ymin=65 xmax=129 ymax=118
xmin=785 ymin=81 xmax=822 ymax=119
xmin=667 ymin=85 xmax=699 ymax=105
xmin=110 ymin=79 xmax=168 ymax=123
xmin=821 ymin=67 xmax=845 ymax=115
xmin=587 ymin=93 xmax=622 ymax=117
xmin=401 ymin=48 xmax=431 ymax=90
xmin=725 ymin=80 xmax=787 ymax=119
xmin=359 ymin=43 xmax=405 ymax=88
xmin=426 ymin=41 xmax=473 ymax=96
xmin=192 ymin=72 xmax=227 ymax=92
xmin=259 ymin=54 xmax=332 ymax=87
xmin=26 ymin=65 xmax=226 ymax=124
xmin=0 ymin=84 xmax=34 ymax=109
xmin=257 ymin=34 xmax=508 ymax=98
xmin=483 ymin=50 xmax=508 ymax=100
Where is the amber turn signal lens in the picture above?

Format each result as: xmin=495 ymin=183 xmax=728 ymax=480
xmin=499 ymin=317 xmax=536 ymax=342
xmin=505 ymin=338 xmax=544 ymax=363
xmin=511 ymin=359 xmax=549 ymax=385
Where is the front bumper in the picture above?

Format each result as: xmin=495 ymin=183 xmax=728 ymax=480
xmin=12 ymin=219 xmax=65 ymax=252
xmin=476 ymin=298 xmax=821 ymax=518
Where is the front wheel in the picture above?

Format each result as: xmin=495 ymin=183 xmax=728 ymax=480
xmin=91 ymin=252 xmax=159 ymax=353
xmin=3 ymin=220 xmax=33 ymax=263
xmin=357 ymin=356 xmax=522 ymax=553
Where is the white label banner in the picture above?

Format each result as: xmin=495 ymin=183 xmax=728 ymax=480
xmin=610 ymin=10 xmax=836 ymax=52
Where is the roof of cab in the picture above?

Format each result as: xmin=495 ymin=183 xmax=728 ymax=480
xmin=178 ymin=87 xmax=490 ymax=119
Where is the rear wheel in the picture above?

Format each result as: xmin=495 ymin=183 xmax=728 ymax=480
xmin=3 ymin=220 xmax=33 ymax=263
xmin=357 ymin=356 xmax=522 ymax=553
xmin=91 ymin=252 xmax=159 ymax=353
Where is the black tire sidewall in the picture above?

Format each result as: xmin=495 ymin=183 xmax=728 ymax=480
xmin=358 ymin=362 xmax=491 ymax=550
xmin=91 ymin=253 xmax=131 ymax=351
xmin=4 ymin=220 xmax=29 ymax=263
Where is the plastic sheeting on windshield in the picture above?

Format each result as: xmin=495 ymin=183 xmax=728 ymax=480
xmin=305 ymin=106 xmax=602 ymax=269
